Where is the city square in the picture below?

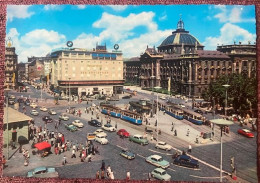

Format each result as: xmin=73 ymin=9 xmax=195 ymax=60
xmin=2 ymin=4 xmax=258 ymax=182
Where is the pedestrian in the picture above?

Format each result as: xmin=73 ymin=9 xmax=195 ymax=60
xmin=101 ymin=160 xmax=105 ymax=171
xmin=174 ymin=129 xmax=177 ymax=136
xmin=71 ymin=149 xmax=76 ymax=158
xmin=110 ymin=171 xmax=114 ymax=180
xmin=150 ymin=134 xmax=153 ymax=142
xmin=101 ymin=170 xmax=105 ymax=179
xmin=148 ymin=172 xmax=151 ymax=180
xmin=96 ymin=170 xmax=100 ymax=179
xmin=126 ymin=171 xmax=130 ymax=180
xmin=63 ymin=155 xmax=67 ymax=165
xmin=87 ymin=154 xmax=92 ymax=162
xmin=107 ymin=165 xmax=112 ymax=177
xmin=186 ymin=129 xmax=190 ymax=137
xmin=115 ymin=122 xmax=117 ymax=129
xmin=188 ymin=144 xmax=192 ymax=153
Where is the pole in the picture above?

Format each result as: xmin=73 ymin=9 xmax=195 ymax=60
xmin=69 ymin=78 xmax=71 ymax=105
xmin=220 ymin=126 xmax=223 ymax=182
xmin=225 ymin=89 xmax=227 ymax=117
xmin=40 ymin=76 xmax=43 ymax=101
xmin=156 ymin=92 xmax=159 ymax=142
xmin=6 ymin=93 xmax=9 ymax=159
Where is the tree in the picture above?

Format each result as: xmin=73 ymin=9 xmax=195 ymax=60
xmin=202 ymin=74 xmax=257 ymax=116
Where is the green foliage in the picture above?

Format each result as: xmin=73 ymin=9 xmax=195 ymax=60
xmin=203 ymin=73 xmax=257 ymax=115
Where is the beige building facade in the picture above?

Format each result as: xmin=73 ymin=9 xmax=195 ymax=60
xmin=50 ymin=45 xmax=124 ymax=96
xmin=5 ymin=47 xmax=18 ymax=89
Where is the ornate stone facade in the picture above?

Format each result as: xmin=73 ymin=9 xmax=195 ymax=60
xmin=124 ymin=19 xmax=256 ymax=98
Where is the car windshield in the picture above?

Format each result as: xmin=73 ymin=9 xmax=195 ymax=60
xmin=161 ymin=171 xmax=166 ymax=175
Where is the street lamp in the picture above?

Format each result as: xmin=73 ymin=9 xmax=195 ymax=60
xmin=210 ymin=119 xmax=233 ymax=182
xmin=68 ymin=77 xmax=71 ymax=105
xmin=4 ymin=89 xmax=11 ymax=159
xmin=151 ymin=76 xmax=156 ymax=117
xmin=134 ymin=74 xmax=138 ymax=91
xmin=154 ymin=86 xmax=162 ymax=142
xmin=222 ymin=84 xmax=230 ymax=118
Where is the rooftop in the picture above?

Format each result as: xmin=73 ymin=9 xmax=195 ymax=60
xmin=4 ymin=107 xmax=32 ymax=124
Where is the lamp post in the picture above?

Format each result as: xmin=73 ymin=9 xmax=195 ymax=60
xmin=210 ymin=119 xmax=233 ymax=182
xmin=4 ymin=89 xmax=11 ymax=159
xmin=222 ymin=84 xmax=230 ymax=118
xmin=134 ymin=74 xmax=138 ymax=91
xmin=40 ymin=75 xmax=43 ymax=101
xmin=68 ymin=77 xmax=71 ymax=105
xmin=151 ymin=76 xmax=156 ymax=117
xmin=154 ymin=86 xmax=162 ymax=142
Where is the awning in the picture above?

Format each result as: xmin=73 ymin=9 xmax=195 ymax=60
xmin=34 ymin=142 xmax=51 ymax=151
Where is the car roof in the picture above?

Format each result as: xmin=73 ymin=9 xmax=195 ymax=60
xmin=134 ymin=134 xmax=142 ymax=137
xmin=158 ymin=141 xmax=166 ymax=144
xmin=179 ymin=155 xmax=191 ymax=160
xmin=154 ymin=168 xmax=166 ymax=173
xmin=34 ymin=166 xmax=47 ymax=172
xmin=242 ymin=129 xmax=251 ymax=133
xmin=151 ymin=155 xmax=162 ymax=159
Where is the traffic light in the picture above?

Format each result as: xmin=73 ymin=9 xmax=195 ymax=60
xmin=230 ymin=157 xmax=235 ymax=168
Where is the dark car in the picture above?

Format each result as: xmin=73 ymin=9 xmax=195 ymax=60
xmin=173 ymin=155 xmax=199 ymax=168
xmin=122 ymin=95 xmax=132 ymax=99
xmin=24 ymin=99 xmax=30 ymax=106
xmin=88 ymin=119 xmax=102 ymax=127
xmin=42 ymin=116 xmax=53 ymax=123
xmin=194 ymin=109 xmax=203 ymax=115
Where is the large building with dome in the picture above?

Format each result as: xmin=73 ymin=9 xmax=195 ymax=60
xmin=124 ymin=18 xmax=256 ymax=98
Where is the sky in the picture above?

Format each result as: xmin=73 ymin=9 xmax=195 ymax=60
xmin=6 ymin=4 xmax=256 ymax=63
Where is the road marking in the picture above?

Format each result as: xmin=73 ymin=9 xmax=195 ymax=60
xmin=116 ymin=145 xmax=125 ymax=149
xmin=148 ymin=148 xmax=172 ymax=155
xmin=168 ymin=168 xmax=175 ymax=172
xmin=190 ymin=175 xmax=226 ymax=179
xmin=137 ymin=154 xmax=146 ymax=159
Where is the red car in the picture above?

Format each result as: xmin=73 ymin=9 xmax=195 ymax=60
xmin=237 ymin=129 xmax=254 ymax=138
xmin=117 ymin=129 xmax=130 ymax=138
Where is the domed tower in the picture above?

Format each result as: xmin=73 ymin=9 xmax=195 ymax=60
xmin=158 ymin=17 xmax=204 ymax=54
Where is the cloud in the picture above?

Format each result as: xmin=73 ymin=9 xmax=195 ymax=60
xmin=76 ymin=5 xmax=86 ymax=9
xmin=44 ymin=5 xmax=63 ymax=11
xmin=107 ymin=5 xmax=127 ymax=11
xmin=93 ymin=12 xmax=157 ymax=42
xmin=21 ymin=29 xmax=66 ymax=46
xmin=203 ymin=23 xmax=256 ymax=50
xmin=159 ymin=12 xmax=167 ymax=21
xmin=7 ymin=5 xmax=34 ymax=22
xmin=6 ymin=28 xmax=66 ymax=62
xmin=214 ymin=5 xmax=255 ymax=23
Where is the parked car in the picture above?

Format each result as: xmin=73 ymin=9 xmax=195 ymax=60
xmin=40 ymin=106 xmax=48 ymax=112
xmin=146 ymin=155 xmax=170 ymax=169
xmin=129 ymin=134 xmax=149 ymax=145
xmin=59 ymin=113 xmax=69 ymax=121
xmin=48 ymin=109 xmax=57 ymax=115
xmin=72 ymin=120 xmax=84 ymax=128
xmin=93 ymin=129 xmax=107 ymax=137
xmin=42 ymin=116 xmax=53 ymax=123
xmin=237 ymin=128 xmax=254 ymax=138
xmin=65 ymin=123 xmax=77 ymax=132
xmin=173 ymin=155 xmax=199 ymax=168
xmin=27 ymin=166 xmax=58 ymax=178
xmin=194 ymin=109 xmax=203 ymax=115
xmin=102 ymin=124 xmax=116 ymax=132
xmin=30 ymin=102 xmax=38 ymax=109
xmin=8 ymin=99 xmax=15 ymax=105
xmin=24 ymin=99 xmax=30 ymax=106
xmin=88 ymin=119 xmax=102 ymax=127
xmin=30 ymin=110 xmax=39 ymax=116
xmin=119 ymin=149 xmax=135 ymax=160
xmin=117 ymin=129 xmax=130 ymax=137
xmin=155 ymin=141 xmax=172 ymax=151
xmin=9 ymin=95 xmax=16 ymax=100
xmin=122 ymin=95 xmax=132 ymax=99
xmin=151 ymin=168 xmax=171 ymax=181
xmin=95 ymin=133 xmax=108 ymax=144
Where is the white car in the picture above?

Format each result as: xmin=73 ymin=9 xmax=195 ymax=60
xmin=40 ymin=106 xmax=48 ymax=112
xmin=93 ymin=129 xmax=107 ymax=137
xmin=48 ymin=109 xmax=57 ymax=115
xmin=95 ymin=133 xmax=108 ymax=145
xmin=102 ymin=124 xmax=116 ymax=132
xmin=155 ymin=141 xmax=172 ymax=151
xmin=59 ymin=113 xmax=69 ymax=121
xmin=72 ymin=120 xmax=84 ymax=128
xmin=30 ymin=110 xmax=39 ymax=116
xmin=146 ymin=155 xmax=170 ymax=169
xmin=30 ymin=103 xmax=38 ymax=109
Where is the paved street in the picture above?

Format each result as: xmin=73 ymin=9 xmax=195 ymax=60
xmin=2 ymin=84 xmax=257 ymax=182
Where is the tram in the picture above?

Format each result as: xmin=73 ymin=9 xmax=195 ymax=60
xmin=164 ymin=105 xmax=184 ymax=120
xmin=100 ymin=104 xmax=121 ymax=118
xmin=182 ymin=108 xmax=203 ymax=125
xmin=120 ymin=110 xmax=142 ymax=125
